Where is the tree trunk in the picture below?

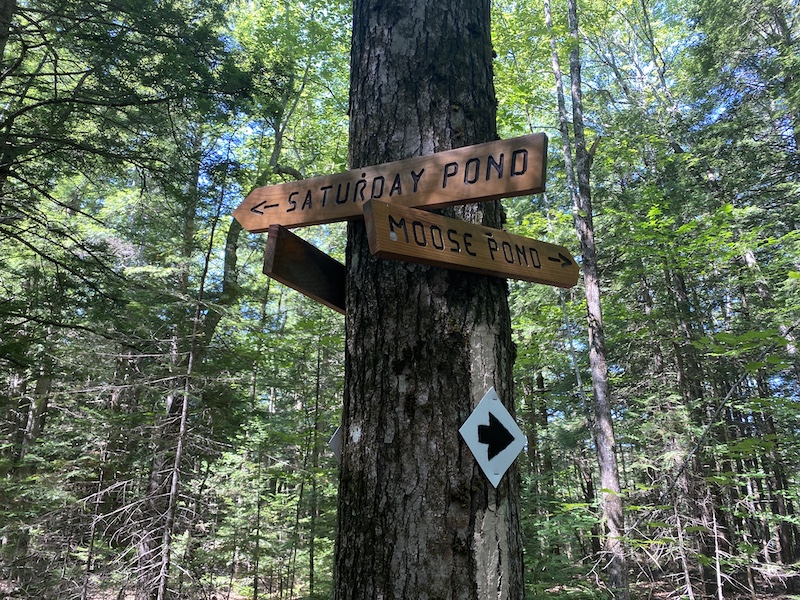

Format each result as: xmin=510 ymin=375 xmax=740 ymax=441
xmin=638 ymin=268 xmax=666 ymax=380
xmin=0 ymin=0 xmax=16 ymax=69
xmin=545 ymin=0 xmax=628 ymax=594
xmin=137 ymin=446 xmax=170 ymax=600
xmin=335 ymin=0 xmax=525 ymax=598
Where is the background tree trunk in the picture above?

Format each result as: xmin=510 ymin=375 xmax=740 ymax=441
xmin=335 ymin=0 xmax=525 ymax=597
xmin=545 ymin=0 xmax=629 ymax=594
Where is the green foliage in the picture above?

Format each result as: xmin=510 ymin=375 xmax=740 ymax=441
xmin=0 ymin=0 xmax=349 ymax=596
xmin=1 ymin=0 xmax=799 ymax=597
xmin=496 ymin=0 xmax=800 ymax=596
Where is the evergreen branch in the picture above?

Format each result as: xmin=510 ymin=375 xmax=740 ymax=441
xmin=630 ymin=318 xmax=800 ymax=532
xmin=0 ymin=311 xmax=145 ymax=352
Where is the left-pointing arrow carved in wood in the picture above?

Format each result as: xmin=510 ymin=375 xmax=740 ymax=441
xmin=478 ymin=412 xmax=515 ymax=460
xmin=251 ymin=201 xmax=279 ymax=215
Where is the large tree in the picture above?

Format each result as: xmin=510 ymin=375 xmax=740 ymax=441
xmin=334 ymin=0 xmax=526 ymax=597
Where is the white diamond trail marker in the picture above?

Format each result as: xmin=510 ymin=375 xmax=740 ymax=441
xmin=459 ymin=387 xmax=526 ymax=487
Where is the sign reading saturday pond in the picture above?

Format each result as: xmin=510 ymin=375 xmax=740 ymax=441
xmin=233 ymin=133 xmax=547 ymax=232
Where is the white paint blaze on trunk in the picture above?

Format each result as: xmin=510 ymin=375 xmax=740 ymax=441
xmin=475 ymin=501 xmax=511 ymax=599
xmin=469 ymin=322 xmax=497 ymax=399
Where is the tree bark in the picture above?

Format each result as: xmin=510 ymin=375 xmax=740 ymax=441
xmin=335 ymin=0 xmax=525 ymax=598
xmin=545 ymin=0 xmax=629 ymax=594
xmin=0 ymin=0 xmax=15 ymax=68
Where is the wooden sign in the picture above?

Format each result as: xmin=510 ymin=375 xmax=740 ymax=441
xmin=263 ymin=224 xmax=346 ymax=314
xmin=234 ymin=133 xmax=547 ymax=232
xmin=363 ymin=200 xmax=579 ymax=288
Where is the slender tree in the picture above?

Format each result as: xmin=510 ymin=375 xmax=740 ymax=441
xmin=544 ymin=0 xmax=629 ymax=595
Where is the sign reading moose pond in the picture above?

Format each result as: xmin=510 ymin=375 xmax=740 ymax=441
xmin=363 ymin=200 xmax=579 ymax=288
xmin=233 ymin=133 xmax=548 ymax=232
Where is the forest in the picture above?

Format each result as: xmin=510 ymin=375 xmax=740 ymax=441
xmin=0 ymin=0 xmax=798 ymax=598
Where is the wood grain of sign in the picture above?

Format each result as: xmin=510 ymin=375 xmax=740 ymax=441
xmin=235 ymin=133 xmax=547 ymax=232
xmin=363 ymin=200 xmax=579 ymax=288
xmin=263 ymin=224 xmax=346 ymax=313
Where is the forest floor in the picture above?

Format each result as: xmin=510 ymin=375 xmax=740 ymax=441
xmin=532 ymin=570 xmax=800 ymax=600
xmin=3 ymin=574 xmax=798 ymax=599
xmin=629 ymin=574 xmax=800 ymax=600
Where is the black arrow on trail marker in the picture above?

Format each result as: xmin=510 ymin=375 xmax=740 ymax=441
xmin=478 ymin=412 xmax=515 ymax=460
xmin=548 ymin=253 xmax=573 ymax=268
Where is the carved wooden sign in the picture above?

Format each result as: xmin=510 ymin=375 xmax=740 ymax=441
xmin=363 ymin=200 xmax=579 ymax=288
xmin=263 ymin=225 xmax=346 ymax=314
xmin=234 ymin=133 xmax=547 ymax=233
